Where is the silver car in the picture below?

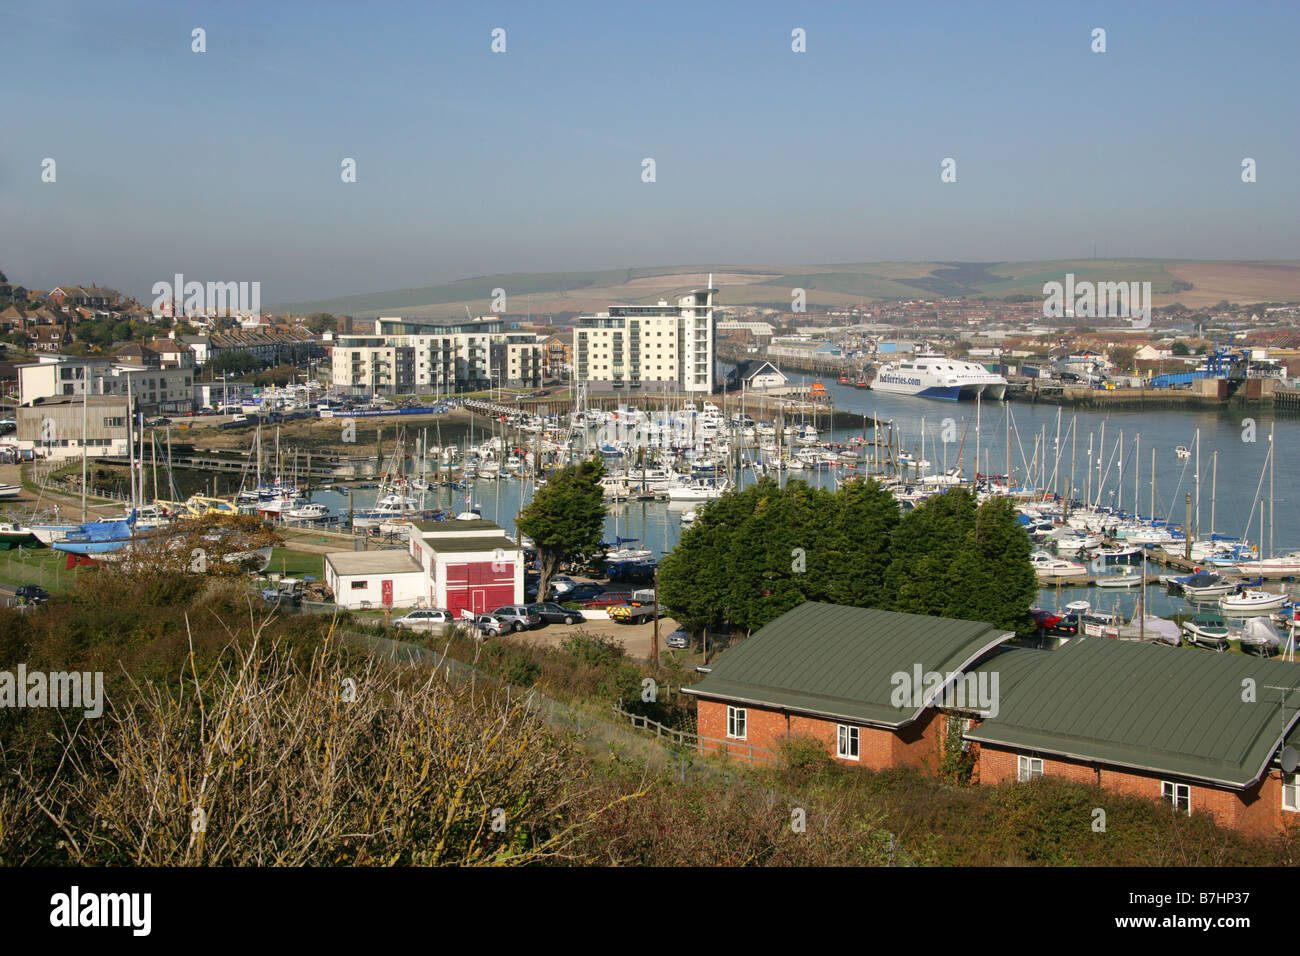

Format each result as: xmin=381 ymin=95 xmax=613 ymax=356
xmin=393 ymin=608 xmax=453 ymax=632
xmin=474 ymin=613 xmax=508 ymax=637
xmin=492 ymin=605 xmax=543 ymax=632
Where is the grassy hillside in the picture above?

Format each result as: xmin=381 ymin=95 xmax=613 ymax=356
xmin=274 ymin=259 xmax=1300 ymax=317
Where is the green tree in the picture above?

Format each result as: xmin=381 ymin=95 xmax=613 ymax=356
xmin=306 ymin=312 xmax=338 ymax=334
xmin=1108 ymin=345 xmax=1137 ymax=374
xmin=658 ymin=482 xmax=750 ymax=631
xmin=941 ymin=496 xmax=1037 ymax=634
xmin=1171 ymin=341 xmax=1190 ymax=356
xmin=516 ymin=458 xmax=606 ymax=599
xmin=882 ymin=487 xmax=978 ymax=617
xmin=821 ymin=478 xmax=900 ymax=608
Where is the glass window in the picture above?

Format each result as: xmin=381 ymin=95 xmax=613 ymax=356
xmin=837 ymin=724 xmax=859 ymax=760
xmin=726 ymin=706 xmax=746 ymax=740
xmin=1017 ymin=755 xmax=1043 ymax=782
xmin=1284 ymin=774 xmax=1300 ymax=812
xmin=1162 ymin=781 xmax=1191 ymax=815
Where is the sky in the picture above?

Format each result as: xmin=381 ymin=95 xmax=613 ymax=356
xmin=2 ymin=0 xmax=1298 ymax=304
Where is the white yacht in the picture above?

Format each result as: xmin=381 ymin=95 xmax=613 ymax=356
xmin=352 ymin=494 xmax=419 ymax=528
xmin=870 ymin=354 xmax=1008 ymax=401
xmin=287 ymin=501 xmax=330 ymax=520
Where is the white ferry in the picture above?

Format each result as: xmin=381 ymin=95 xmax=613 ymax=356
xmin=870 ymin=354 xmax=1007 ymax=401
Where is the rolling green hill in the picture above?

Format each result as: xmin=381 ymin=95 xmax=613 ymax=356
xmin=274 ymin=259 xmax=1300 ymax=317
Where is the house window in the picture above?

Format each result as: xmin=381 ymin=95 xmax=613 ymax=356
xmin=837 ymin=724 xmax=859 ymax=760
xmin=726 ymin=706 xmax=746 ymax=740
xmin=350 ymin=580 xmax=368 ymax=590
xmin=1017 ymin=755 xmax=1043 ymax=782
xmin=1283 ymin=774 xmax=1300 ymax=812
xmin=1162 ymin=781 xmax=1191 ymax=815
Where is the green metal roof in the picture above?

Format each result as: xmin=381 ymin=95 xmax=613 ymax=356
xmin=969 ymin=646 xmax=1054 ymax=698
xmin=681 ymin=602 xmax=1013 ymax=728
xmin=415 ymin=519 xmax=502 ymax=533
xmin=428 ymin=536 xmax=519 ymax=553
xmin=966 ymin=637 xmax=1300 ymax=788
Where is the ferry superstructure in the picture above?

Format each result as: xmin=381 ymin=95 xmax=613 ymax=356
xmin=870 ymin=354 xmax=1008 ymax=401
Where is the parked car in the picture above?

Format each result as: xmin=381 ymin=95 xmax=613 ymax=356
xmin=546 ymin=575 xmax=577 ymax=596
xmin=559 ymin=582 xmax=604 ymax=602
xmin=1030 ymin=608 xmax=1063 ymax=630
xmin=580 ymin=591 xmax=633 ymax=609
xmin=145 ymin=416 xmax=171 ymax=427
xmin=1048 ymin=613 xmax=1080 ymax=636
xmin=474 ymin=613 xmax=508 ymax=637
xmin=393 ymin=608 xmax=453 ymax=632
xmin=665 ymin=628 xmax=690 ymax=649
xmin=15 ymin=584 xmax=50 ymax=605
xmin=609 ymin=601 xmax=666 ymax=624
xmin=492 ymin=605 xmax=543 ymax=632
xmin=527 ymin=602 xmax=585 ymax=626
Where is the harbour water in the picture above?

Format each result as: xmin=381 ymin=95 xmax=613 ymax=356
xmin=294 ymin=374 xmax=1300 ymax=627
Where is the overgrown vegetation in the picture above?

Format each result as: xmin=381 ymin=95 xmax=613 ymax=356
xmin=1 ymin=568 xmax=1293 ymax=866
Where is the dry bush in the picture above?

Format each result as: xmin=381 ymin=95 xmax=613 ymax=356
xmin=2 ymin=620 xmax=625 ymax=866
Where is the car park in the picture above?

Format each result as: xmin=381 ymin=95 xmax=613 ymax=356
xmin=393 ymin=608 xmax=453 ymax=632
xmin=527 ymin=602 xmax=585 ymax=625
xmin=492 ymin=605 xmax=543 ymax=631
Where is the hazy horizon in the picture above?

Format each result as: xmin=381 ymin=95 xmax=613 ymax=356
xmin=5 ymin=0 xmax=1298 ymax=304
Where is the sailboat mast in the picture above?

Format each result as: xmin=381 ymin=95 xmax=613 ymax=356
xmin=1194 ymin=427 xmax=1201 ymax=540
xmin=1005 ymin=405 xmax=1012 ymax=492
xmin=1066 ymin=414 xmax=1076 ymax=521
xmin=1133 ymin=433 xmax=1140 ymax=520
xmin=1149 ymin=446 xmax=1155 ymax=522
xmin=1052 ymin=406 xmax=1061 ymax=503
xmin=126 ymin=374 xmax=135 ymax=513
xmin=1085 ymin=431 xmax=1093 ymax=512
xmin=1210 ymin=451 xmax=1217 ymax=538
xmin=1269 ymin=421 xmax=1275 ymax=559
xmin=1116 ymin=429 xmax=1123 ymax=515
xmin=80 ymin=380 xmax=89 ymax=522
xmin=1096 ymin=422 xmax=1104 ymax=509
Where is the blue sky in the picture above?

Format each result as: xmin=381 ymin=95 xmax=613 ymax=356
xmin=2 ymin=0 xmax=1297 ymax=303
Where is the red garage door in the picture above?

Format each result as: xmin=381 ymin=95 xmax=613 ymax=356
xmin=445 ymin=560 xmax=515 ymax=616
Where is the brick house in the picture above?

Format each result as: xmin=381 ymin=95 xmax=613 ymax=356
xmin=686 ymin=602 xmax=1300 ymax=835
xmin=48 ymin=286 xmax=120 ymax=310
xmin=965 ymin=638 xmax=1300 ymax=837
xmin=29 ymin=325 xmax=70 ymax=352
xmin=682 ymin=602 xmax=1013 ymax=767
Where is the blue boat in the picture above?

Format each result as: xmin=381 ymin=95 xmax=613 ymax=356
xmin=52 ymin=515 xmax=136 ymax=555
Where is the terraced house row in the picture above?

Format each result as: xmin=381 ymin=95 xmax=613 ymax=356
xmin=685 ymin=603 xmax=1300 ymax=836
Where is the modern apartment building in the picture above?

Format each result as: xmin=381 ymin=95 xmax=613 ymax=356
xmin=329 ymin=335 xmax=416 ymax=395
xmin=329 ymin=316 xmax=544 ymax=395
xmin=15 ymin=395 xmax=132 ymax=460
xmin=574 ymin=281 xmax=717 ymax=393
xmin=17 ymin=356 xmax=194 ymax=415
